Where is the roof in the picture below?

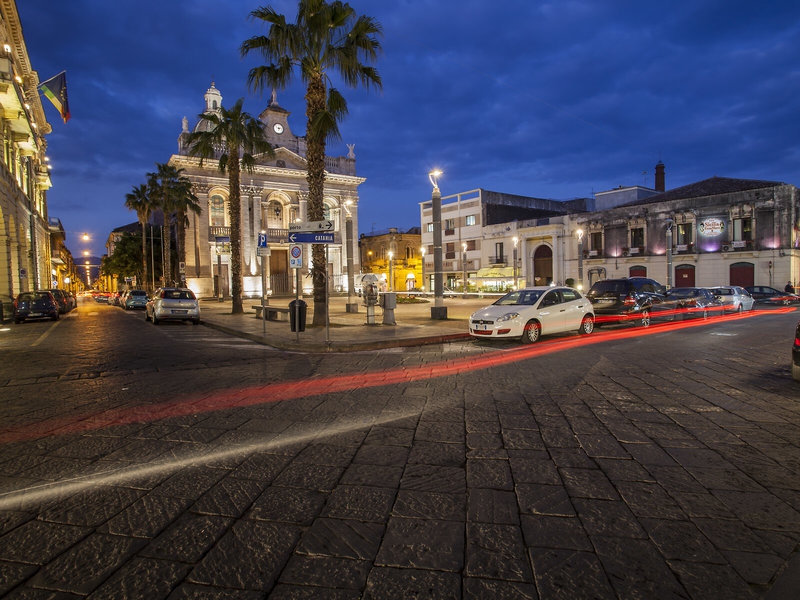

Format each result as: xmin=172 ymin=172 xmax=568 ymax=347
xmin=622 ymin=176 xmax=785 ymax=207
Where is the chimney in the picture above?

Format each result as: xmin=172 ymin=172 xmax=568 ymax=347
xmin=654 ymin=161 xmax=665 ymax=192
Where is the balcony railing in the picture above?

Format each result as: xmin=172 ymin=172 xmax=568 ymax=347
xmin=208 ymin=227 xmax=289 ymax=242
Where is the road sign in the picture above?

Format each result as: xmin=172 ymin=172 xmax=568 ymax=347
xmin=288 ymin=232 xmax=335 ymax=244
xmin=257 ymin=232 xmax=268 ymax=248
xmin=289 ymin=244 xmax=303 ymax=268
xmin=289 ymin=220 xmax=334 ymax=233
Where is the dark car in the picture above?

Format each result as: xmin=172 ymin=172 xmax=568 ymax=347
xmin=793 ymin=321 xmax=800 ymax=382
xmin=586 ymin=277 xmax=666 ymax=327
xmin=653 ymin=287 xmax=726 ymax=320
xmin=46 ymin=289 xmax=72 ymax=314
xmin=13 ymin=291 xmax=60 ymax=323
xmin=745 ymin=285 xmax=800 ymax=305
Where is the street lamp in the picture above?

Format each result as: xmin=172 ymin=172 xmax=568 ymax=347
xmin=512 ymin=236 xmax=518 ymax=290
xmin=462 ymin=242 xmax=468 ymax=298
xmin=576 ymin=228 xmax=584 ymax=290
xmin=344 ymin=200 xmax=357 ymax=313
xmin=420 ymin=246 xmax=426 ymax=292
xmin=387 ymin=251 xmax=394 ymax=292
xmin=665 ymin=219 xmax=674 ymax=290
xmin=429 ymin=170 xmax=447 ymax=319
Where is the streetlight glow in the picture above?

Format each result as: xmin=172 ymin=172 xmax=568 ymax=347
xmin=428 ymin=169 xmax=442 ymax=190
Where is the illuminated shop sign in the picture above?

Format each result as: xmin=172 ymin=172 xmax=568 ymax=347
xmin=698 ymin=217 xmax=725 ymax=237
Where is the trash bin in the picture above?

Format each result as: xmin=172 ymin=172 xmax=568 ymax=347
xmin=289 ymin=299 xmax=307 ymax=332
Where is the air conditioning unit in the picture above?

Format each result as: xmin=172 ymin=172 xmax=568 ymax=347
xmin=721 ymin=244 xmax=730 ymax=252
xmin=622 ymin=250 xmax=629 ymax=257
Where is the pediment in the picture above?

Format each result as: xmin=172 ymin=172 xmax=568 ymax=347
xmin=253 ymin=146 xmax=307 ymax=170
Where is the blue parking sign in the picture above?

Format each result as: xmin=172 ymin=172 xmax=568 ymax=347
xmin=257 ymin=232 xmax=268 ymax=248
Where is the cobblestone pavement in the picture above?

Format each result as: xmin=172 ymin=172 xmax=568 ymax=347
xmin=0 ymin=298 xmax=799 ymax=598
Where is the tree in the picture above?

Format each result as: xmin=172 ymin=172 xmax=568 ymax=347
xmin=124 ymin=183 xmax=155 ymax=292
xmin=185 ymin=98 xmax=273 ymax=314
xmin=102 ymin=232 xmax=144 ymax=281
xmin=147 ymin=163 xmax=196 ymax=288
xmin=241 ymin=0 xmax=383 ymax=325
xmin=171 ymin=178 xmax=202 ymax=286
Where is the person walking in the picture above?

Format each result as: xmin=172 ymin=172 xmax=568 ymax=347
xmin=785 ymin=281 xmax=794 ymax=293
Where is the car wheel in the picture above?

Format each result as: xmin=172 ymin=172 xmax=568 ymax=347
xmin=639 ymin=308 xmax=650 ymax=327
xmin=192 ymin=319 xmax=200 ymax=325
xmin=579 ymin=315 xmax=594 ymax=335
xmin=14 ymin=319 xmax=22 ymax=324
xmin=701 ymin=308 xmax=708 ymax=319
xmin=521 ymin=320 xmax=541 ymax=344
xmin=145 ymin=311 xmax=150 ymax=321
xmin=152 ymin=314 xmax=159 ymax=325
xmin=52 ymin=312 xmax=59 ymax=321
xmin=736 ymin=303 xmax=743 ymax=313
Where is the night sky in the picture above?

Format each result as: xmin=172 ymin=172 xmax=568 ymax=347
xmin=17 ymin=0 xmax=800 ymax=257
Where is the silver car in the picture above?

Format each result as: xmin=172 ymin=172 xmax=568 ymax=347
xmin=709 ymin=286 xmax=755 ymax=313
xmin=145 ymin=288 xmax=200 ymax=325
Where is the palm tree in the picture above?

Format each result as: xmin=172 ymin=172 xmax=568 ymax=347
xmin=124 ymin=183 xmax=154 ymax=291
xmin=171 ymin=177 xmax=201 ymax=287
xmin=147 ymin=163 xmax=196 ymax=288
xmin=241 ymin=0 xmax=383 ymax=325
xmin=185 ymin=98 xmax=273 ymax=314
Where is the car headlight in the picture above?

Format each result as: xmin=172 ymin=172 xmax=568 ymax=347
xmin=496 ymin=312 xmax=520 ymax=323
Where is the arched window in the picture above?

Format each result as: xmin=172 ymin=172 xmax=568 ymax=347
xmin=210 ymin=195 xmax=225 ymax=227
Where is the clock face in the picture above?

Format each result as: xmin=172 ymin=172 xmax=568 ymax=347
xmin=273 ymin=123 xmax=284 ymax=134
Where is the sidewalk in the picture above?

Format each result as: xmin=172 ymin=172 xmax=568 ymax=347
xmin=198 ymin=294 xmax=486 ymax=352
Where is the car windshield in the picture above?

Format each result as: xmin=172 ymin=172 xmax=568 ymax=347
xmin=494 ymin=289 xmax=543 ymax=306
xmin=588 ymin=281 xmax=628 ymax=295
xmin=667 ymin=288 xmax=699 ymax=298
xmin=163 ymin=290 xmax=195 ymax=300
xmin=713 ymin=288 xmax=733 ymax=295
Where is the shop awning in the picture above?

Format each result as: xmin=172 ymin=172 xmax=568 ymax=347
xmin=475 ymin=266 xmax=514 ymax=278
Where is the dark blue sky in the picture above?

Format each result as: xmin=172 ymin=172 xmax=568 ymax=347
xmin=17 ymin=0 xmax=800 ymax=256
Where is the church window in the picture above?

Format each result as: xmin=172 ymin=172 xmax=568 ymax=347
xmin=210 ymin=195 xmax=225 ymax=226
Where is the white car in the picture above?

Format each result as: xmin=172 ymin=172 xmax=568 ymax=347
xmin=708 ymin=286 xmax=755 ymax=312
xmin=469 ymin=286 xmax=594 ymax=343
xmin=145 ymin=287 xmax=200 ymax=325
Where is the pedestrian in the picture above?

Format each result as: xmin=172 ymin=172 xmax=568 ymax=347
xmin=785 ymin=281 xmax=794 ymax=293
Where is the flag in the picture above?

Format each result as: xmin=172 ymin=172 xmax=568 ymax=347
xmin=39 ymin=71 xmax=70 ymax=123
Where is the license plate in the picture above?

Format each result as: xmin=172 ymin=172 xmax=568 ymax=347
xmin=171 ymin=309 xmax=188 ymax=314
xmin=30 ymin=312 xmax=42 ymax=317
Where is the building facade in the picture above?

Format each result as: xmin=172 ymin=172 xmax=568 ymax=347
xmin=0 ymin=1 xmax=54 ymax=298
xmin=358 ymin=227 xmax=422 ymax=292
xmin=169 ymin=84 xmax=364 ymax=298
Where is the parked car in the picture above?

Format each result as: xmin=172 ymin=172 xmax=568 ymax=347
xmin=124 ymin=289 xmax=148 ymax=310
xmin=93 ymin=292 xmax=110 ymax=303
xmin=653 ymin=287 xmax=726 ymax=320
xmin=586 ymin=277 xmax=666 ymax=327
xmin=145 ymin=287 xmax=200 ymax=324
xmin=469 ymin=286 xmax=594 ymax=343
xmin=745 ymin=286 xmax=800 ymax=305
xmin=13 ymin=291 xmax=60 ymax=322
xmin=793 ymin=321 xmax=800 ymax=382
xmin=109 ymin=291 xmax=122 ymax=306
xmin=45 ymin=289 xmax=72 ymax=314
xmin=709 ymin=286 xmax=755 ymax=313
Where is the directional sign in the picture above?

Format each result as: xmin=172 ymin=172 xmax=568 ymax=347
xmin=289 ymin=220 xmax=334 ymax=233
xmin=288 ymin=232 xmax=335 ymax=244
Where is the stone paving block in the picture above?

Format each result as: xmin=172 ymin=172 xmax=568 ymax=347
xmin=519 ymin=515 xmax=592 ymax=551
xmin=722 ymin=549 xmax=787 ymax=587
xmin=269 ymin=582 xmax=361 ymax=599
xmin=465 ymin=432 xmax=503 ymax=450
xmin=667 ymin=558 xmax=756 ymax=600
xmin=594 ymin=457 xmax=654 ymax=483
xmin=38 ymin=485 xmax=143 ymax=528
xmin=362 ymin=425 xmax=415 ymax=447
xmin=501 ymin=428 xmax=546 ymax=451
xmin=641 ymin=518 xmax=726 ymax=563
xmin=295 ymin=443 xmax=358 ymax=467
xmin=352 ymin=444 xmax=409 ymax=467
xmin=547 ymin=448 xmax=595 ymax=469
xmin=271 ymin=462 xmax=344 ymax=491
xmin=392 ymin=490 xmax=465 ymax=521
xmin=102 ymin=438 xmax=183 ymax=463
xmin=529 ymin=546 xmax=616 ymax=600
xmin=575 ymin=432 xmax=630 ymax=459
xmin=615 ymin=480 xmax=686 ymax=519
xmin=190 ymin=474 xmax=265 ymax=518
xmin=27 ymin=532 xmax=145 ymax=595
xmin=646 ymin=465 xmax=707 ymax=494
xmin=573 ymin=498 xmax=647 ymax=538
xmin=229 ymin=452 xmax=292 ymax=482
xmin=167 ymin=582 xmax=266 ymax=599
xmin=247 ymin=485 xmax=327 ymax=526
xmin=400 ymin=464 xmax=465 ymax=494
xmin=466 ymin=457 xmax=513 ymax=490
xmin=0 ymin=510 xmax=33 ymax=536
xmin=462 ymin=576 xmax=539 ymax=599
xmin=49 ymin=435 xmax=130 ymax=460
xmin=0 ymin=519 xmax=90 ymax=564
xmin=187 ymin=520 xmax=300 ymax=591
xmin=102 ymin=493 xmax=193 ymax=538
xmin=621 ymin=442 xmax=679 ymax=467
xmin=684 ymin=466 xmax=766 ymax=492
xmin=467 ymin=488 xmax=519 ymax=525
xmin=150 ymin=466 xmax=228 ymax=501
xmin=515 ymin=484 xmax=575 ymax=517
xmin=558 ymin=467 xmax=619 ymax=501
xmin=375 ymin=517 xmax=464 ymax=571
xmin=465 ymin=522 xmax=532 ymax=582
xmin=339 ymin=463 xmax=403 ymax=489
xmin=0 ymin=560 xmax=37 ymax=595
xmin=407 ymin=441 xmax=465 ymax=467
xmin=139 ymin=513 xmax=233 ymax=562
xmin=322 ymin=485 xmax=396 ymax=522
xmin=711 ymin=489 xmax=800 ymax=531
xmin=85 ymin=556 xmax=191 ymax=599
xmin=296 ymin=517 xmax=383 ymax=560
xmin=508 ymin=453 xmax=562 ymax=485
xmin=278 ymin=554 xmax=371 ymax=592
xmin=363 ymin=566 xmax=461 ymax=599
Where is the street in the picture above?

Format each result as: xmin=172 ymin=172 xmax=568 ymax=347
xmin=0 ymin=299 xmax=799 ymax=598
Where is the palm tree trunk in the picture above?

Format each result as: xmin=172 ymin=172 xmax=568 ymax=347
xmin=141 ymin=220 xmax=148 ymax=292
xmin=307 ymin=76 xmax=328 ymax=326
xmin=228 ymin=143 xmax=244 ymax=314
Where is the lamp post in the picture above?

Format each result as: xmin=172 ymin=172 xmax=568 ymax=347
xmin=420 ymin=246 xmax=426 ymax=292
xmin=512 ymin=236 xmax=518 ymax=290
xmin=429 ymin=170 xmax=447 ymax=319
xmin=462 ymin=242 xmax=468 ymax=298
xmin=576 ymin=228 xmax=584 ymax=290
xmin=665 ymin=220 xmax=674 ymax=290
xmin=344 ymin=200 xmax=357 ymax=312
xmin=387 ymin=251 xmax=394 ymax=292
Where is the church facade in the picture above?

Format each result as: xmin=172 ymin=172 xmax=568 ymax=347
xmin=168 ymin=83 xmax=364 ymax=299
